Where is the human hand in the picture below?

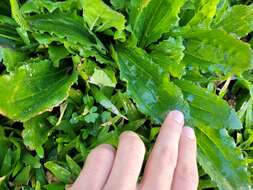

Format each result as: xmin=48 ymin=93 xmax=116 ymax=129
xmin=69 ymin=110 xmax=198 ymax=190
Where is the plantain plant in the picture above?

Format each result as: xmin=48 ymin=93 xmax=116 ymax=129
xmin=0 ymin=0 xmax=253 ymax=189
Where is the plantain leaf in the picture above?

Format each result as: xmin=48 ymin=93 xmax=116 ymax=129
xmin=27 ymin=12 xmax=103 ymax=51
xmin=214 ymin=5 xmax=253 ymax=37
xmin=115 ymin=44 xmax=190 ymax=124
xmin=186 ymin=0 xmax=219 ymax=28
xmin=22 ymin=113 xmax=51 ymax=158
xmin=196 ymin=125 xmax=250 ymax=190
xmin=129 ymin=0 xmax=186 ymax=47
xmin=0 ymin=60 xmax=77 ymax=121
xmin=82 ymin=0 xmax=126 ymax=40
xmin=2 ymin=48 xmax=27 ymax=72
xmin=174 ymin=80 xmax=242 ymax=130
xmin=149 ymin=37 xmax=185 ymax=78
xmin=182 ymin=29 xmax=253 ymax=76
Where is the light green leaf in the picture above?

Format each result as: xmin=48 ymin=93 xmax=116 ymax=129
xmin=129 ymin=0 xmax=185 ymax=47
xmin=115 ymin=45 xmax=190 ymax=124
xmin=10 ymin=0 xmax=30 ymax=30
xmin=214 ymin=5 xmax=253 ymax=37
xmin=66 ymin=155 xmax=81 ymax=177
xmin=182 ymin=29 xmax=253 ymax=76
xmin=44 ymin=161 xmax=73 ymax=184
xmin=92 ymin=87 xmax=125 ymax=118
xmin=110 ymin=0 xmax=129 ymax=10
xmin=22 ymin=113 xmax=51 ymax=158
xmin=0 ymin=60 xmax=77 ymax=121
xmin=174 ymin=80 xmax=242 ymax=129
xmin=89 ymin=68 xmax=117 ymax=88
xmin=82 ymin=0 xmax=126 ymax=40
xmin=149 ymin=37 xmax=185 ymax=78
xmin=196 ymin=125 xmax=250 ymax=190
xmin=186 ymin=0 xmax=219 ymax=28
xmin=2 ymin=48 xmax=27 ymax=72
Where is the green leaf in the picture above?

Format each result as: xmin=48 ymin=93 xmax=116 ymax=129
xmin=196 ymin=125 xmax=250 ymax=190
xmin=92 ymin=86 xmax=125 ymax=118
xmin=214 ymin=5 xmax=253 ymax=37
xmin=115 ymin=45 xmax=190 ymax=124
xmin=0 ymin=60 xmax=77 ymax=121
xmin=82 ymin=0 xmax=126 ymax=40
xmin=44 ymin=161 xmax=73 ymax=184
xmin=14 ymin=166 xmax=31 ymax=185
xmin=66 ymin=155 xmax=81 ymax=177
xmin=44 ymin=183 xmax=65 ymax=190
xmin=10 ymin=0 xmax=30 ymax=30
xmin=2 ymin=48 xmax=27 ymax=72
xmin=186 ymin=0 xmax=219 ymax=28
xmin=129 ymin=0 xmax=186 ymax=47
xmin=110 ymin=0 xmax=129 ymax=10
xmin=48 ymin=45 xmax=69 ymax=67
xmin=174 ymin=80 xmax=242 ymax=129
xmin=89 ymin=68 xmax=117 ymax=88
xmin=149 ymin=37 xmax=185 ymax=78
xmin=22 ymin=113 xmax=51 ymax=158
xmin=22 ymin=154 xmax=41 ymax=169
xmin=0 ymin=149 xmax=12 ymax=176
xmin=27 ymin=13 xmax=102 ymax=51
xmin=182 ymin=29 xmax=253 ymax=76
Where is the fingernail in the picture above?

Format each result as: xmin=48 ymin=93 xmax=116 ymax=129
xmin=183 ymin=127 xmax=195 ymax=140
xmin=169 ymin=110 xmax=184 ymax=124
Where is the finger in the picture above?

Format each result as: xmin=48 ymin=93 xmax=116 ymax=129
xmin=140 ymin=110 xmax=184 ymax=190
xmin=172 ymin=127 xmax=198 ymax=190
xmin=70 ymin=144 xmax=115 ymax=190
xmin=103 ymin=131 xmax=145 ymax=190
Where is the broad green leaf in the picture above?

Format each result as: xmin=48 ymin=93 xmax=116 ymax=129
xmin=129 ymin=0 xmax=186 ymax=47
xmin=2 ymin=48 xmax=27 ymax=72
xmin=149 ymin=37 xmax=185 ymax=78
xmin=115 ymin=45 xmax=190 ymax=124
xmin=89 ymin=68 xmax=117 ymax=88
xmin=82 ymin=0 xmax=126 ymax=40
xmin=27 ymin=13 xmax=103 ymax=51
xmin=22 ymin=113 xmax=51 ymax=158
xmin=175 ymin=80 xmax=242 ymax=129
xmin=0 ymin=60 xmax=77 ymax=121
xmin=214 ymin=5 xmax=253 ymax=37
xmin=186 ymin=0 xmax=219 ymax=28
xmin=196 ymin=125 xmax=250 ymax=190
xmin=44 ymin=161 xmax=73 ymax=184
xmin=182 ymin=29 xmax=253 ymax=76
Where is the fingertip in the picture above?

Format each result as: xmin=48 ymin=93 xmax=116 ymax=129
xmin=166 ymin=110 xmax=184 ymax=125
xmin=120 ymin=131 xmax=145 ymax=152
xmin=182 ymin=126 xmax=195 ymax=140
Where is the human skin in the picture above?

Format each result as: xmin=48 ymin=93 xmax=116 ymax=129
xmin=69 ymin=110 xmax=198 ymax=190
